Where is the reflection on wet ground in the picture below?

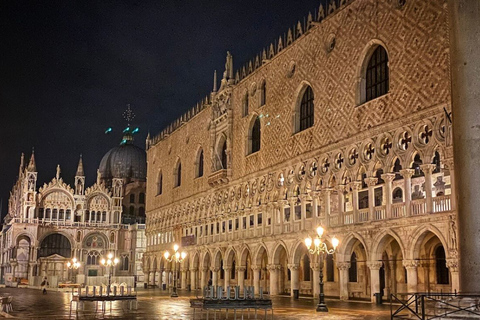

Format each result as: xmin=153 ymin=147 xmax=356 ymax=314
xmin=0 ymin=287 xmax=391 ymax=319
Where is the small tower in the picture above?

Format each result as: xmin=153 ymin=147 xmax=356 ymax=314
xmin=75 ymin=155 xmax=85 ymax=196
xmin=112 ymin=177 xmax=124 ymax=224
xmin=23 ymin=149 xmax=37 ymax=220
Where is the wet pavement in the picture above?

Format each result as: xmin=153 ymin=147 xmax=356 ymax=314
xmin=0 ymin=287 xmax=392 ymax=319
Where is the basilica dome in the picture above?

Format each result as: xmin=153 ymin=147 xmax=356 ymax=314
xmin=98 ymin=135 xmax=146 ymax=182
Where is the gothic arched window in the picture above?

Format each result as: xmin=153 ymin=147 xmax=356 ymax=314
xmin=242 ymin=92 xmax=249 ymax=117
xmin=303 ymin=255 xmax=311 ymax=281
xmin=260 ymin=82 xmax=266 ymax=106
xmin=249 ymin=117 xmax=261 ymax=154
xmin=175 ymin=162 xmax=182 ymax=187
xmin=221 ymin=141 xmax=227 ymax=170
xmin=349 ymin=252 xmax=358 ymax=282
xmin=365 ymin=46 xmax=389 ymax=102
xmin=196 ymin=149 xmax=204 ymax=178
xmin=130 ymin=194 xmax=135 ymax=203
xmin=157 ymin=172 xmax=163 ymax=195
xmin=298 ymin=86 xmax=314 ymax=132
xmin=139 ymin=192 xmax=145 ymax=204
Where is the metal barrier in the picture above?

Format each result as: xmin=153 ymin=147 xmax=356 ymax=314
xmin=391 ymin=292 xmax=480 ymax=319
xmin=191 ymin=286 xmax=273 ymax=319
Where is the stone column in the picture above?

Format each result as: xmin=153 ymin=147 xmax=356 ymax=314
xmin=299 ymin=195 xmax=308 ymax=230
xmin=400 ymin=169 xmax=414 ymax=216
xmin=336 ymin=185 xmax=346 ymax=225
xmin=278 ymin=200 xmax=287 ymax=233
xmin=311 ymin=191 xmax=320 ymax=225
xmin=145 ymin=271 xmax=150 ymax=286
xmin=190 ymin=269 xmax=197 ymax=290
xmin=365 ymin=177 xmax=378 ymax=220
xmin=447 ymin=259 xmax=459 ymax=293
xmin=252 ymin=265 xmax=261 ymax=295
xmin=381 ymin=173 xmax=395 ymax=218
xmin=237 ymin=266 xmax=246 ymax=292
xmin=420 ymin=164 xmax=436 ymax=213
xmin=211 ymin=267 xmax=219 ymax=287
xmin=288 ymin=264 xmax=299 ymax=297
xmin=311 ymin=263 xmax=320 ymax=297
xmin=181 ymin=269 xmax=187 ymax=289
xmin=224 ymin=267 xmax=230 ymax=289
xmin=323 ymin=188 xmax=332 ymax=227
xmin=402 ymin=260 xmax=419 ymax=294
xmin=350 ymin=181 xmax=361 ymax=223
xmin=200 ymin=268 xmax=207 ymax=289
xmin=267 ymin=264 xmax=279 ymax=295
xmin=368 ymin=262 xmax=382 ymax=303
xmin=337 ymin=261 xmax=351 ymax=300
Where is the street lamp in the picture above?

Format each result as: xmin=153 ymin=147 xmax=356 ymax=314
xmin=101 ymin=253 xmax=119 ymax=286
xmin=66 ymin=257 xmax=81 ymax=283
xmin=164 ymin=244 xmax=187 ymax=298
xmin=305 ymin=226 xmax=339 ymax=312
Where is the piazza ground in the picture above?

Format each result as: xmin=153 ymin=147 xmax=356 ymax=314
xmin=0 ymin=287 xmax=391 ymax=319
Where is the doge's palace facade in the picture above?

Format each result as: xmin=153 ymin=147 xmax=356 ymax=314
xmin=144 ymin=0 xmax=457 ymax=301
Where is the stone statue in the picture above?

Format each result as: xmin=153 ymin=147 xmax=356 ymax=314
xmin=433 ymin=176 xmax=446 ymax=196
xmin=449 ymin=215 xmax=457 ymax=250
xmin=411 ymin=185 xmax=424 ymax=200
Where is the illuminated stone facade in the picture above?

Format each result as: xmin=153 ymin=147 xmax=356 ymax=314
xmin=144 ymin=0 xmax=457 ymax=301
xmin=0 ymin=137 xmax=147 ymax=288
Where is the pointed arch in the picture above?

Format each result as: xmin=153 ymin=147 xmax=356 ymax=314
xmin=195 ymin=147 xmax=204 ymax=178
xmin=246 ymin=115 xmax=261 ymax=155
xmin=357 ymin=39 xmax=389 ymax=104
xmin=293 ymin=82 xmax=315 ymax=133
xmin=174 ymin=158 xmax=182 ymax=187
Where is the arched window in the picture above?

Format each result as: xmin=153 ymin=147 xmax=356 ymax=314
xmin=326 ymin=254 xmax=334 ymax=281
xmin=412 ymin=154 xmax=424 ymax=178
xmin=392 ymin=187 xmax=403 ymax=203
xmin=120 ymin=255 xmax=129 ymax=271
xmin=139 ymin=193 xmax=145 ymax=204
xmin=130 ymin=194 xmax=135 ymax=203
xmin=435 ymin=246 xmax=449 ymax=285
xmin=432 ymin=151 xmax=441 ymax=173
xmin=349 ymin=252 xmax=358 ymax=282
xmin=39 ymin=233 xmax=71 ymax=258
xmin=129 ymin=206 xmax=135 ymax=216
xmin=221 ymin=141 xmax=227 ymax=170
xmin=157 ymin=172 xmax=163 ymax=195
xmin=249 ymin=117 xmax=261 ymax=154
xmin=298 ymin=86 xmax=314 ymax=132
xmin=175 ymin=162 xmax=182 ymax=187
xmin=260 ymin=82 xmax=266 ymax=106
xmin=365 ymin=46 xmax=389 ymax=102
xmin=231 ymin=260 xmax=236 ymax=279
xmin=242 ymin=92 xmax=249 ymax=117
xmin=302 ymin=255 xmax=311 ymax=281
xmin=196 ymin=149 xmax=204 ymax=178
xmin=87 ymin=251 xmax=100 ymax=265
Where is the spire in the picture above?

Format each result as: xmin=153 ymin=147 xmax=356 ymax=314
xmin=27 ymin=148 xmax=36 ymax=172
xmin=18 ymin=153 xmax=24 ymax=176
xmin=56 ymin=164 xmax=61 ymax=180
xmin=76 ymin=154 xmax=84 ymax=176
xmin=213 ymin=70 xmax=217 ymax=92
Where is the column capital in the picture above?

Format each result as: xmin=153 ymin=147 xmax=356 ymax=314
xmin=266 ymin=264 xmax=281 ymax=271
xmin=210 ymin=267 xmax=220 ymax=272
xmin=236 ymin=266 xmax=246 ymax=272
xmin=364 ymin=177 xmax=378 ymax=187
xmin=190 ymin=268 xmax=198 ymax=272
xmin=310 ymin=262 xmax=321 ymax=271
xmin=446 ymin=259 xmax=459 ymax=272
xmin=349 ymin=181 xmax=362 ymax=191
xmin=402 ymin=259 xmax=419 ymax=269
xmin=420 ymin=164 xmax=436 ymax=174
xmin=443 ymin=158 xmax=455 ymax=170
xmin=223 ymin=267 xmax=231 ymax=272
xmin=399 ymin=169 xmax=415 ymax=179
xmin=336 ymin=261 xmax=351 ymax=271
xmin=321 ymin=187 xmax=334 ymax=194
xmin=201 ymin=267 xmax=209 ymax=272
xmin=335 ymin=184 xmax=347 ymax=193
xmin=380 ymin=173 xmax=396 ymax=183
xmin=251 ymin=265 xmax=261 ymax=271
xmin=298 ymin=194 xmax=311 ymax=202
xmin=287 ymin=263 xmax=299 ymax=271
xmin=367 ymin=261 xmax=383 ymax=271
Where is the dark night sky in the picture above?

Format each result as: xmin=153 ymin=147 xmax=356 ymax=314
xmin=0 ymin=0 xmax=320 ymax=215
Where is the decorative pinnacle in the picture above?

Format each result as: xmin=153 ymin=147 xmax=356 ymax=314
xmin=123 ymin=104 xmax=136 ymax=126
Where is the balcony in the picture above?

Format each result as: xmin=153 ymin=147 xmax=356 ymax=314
xmin=207 ymin=169 xmax=229 ymax=187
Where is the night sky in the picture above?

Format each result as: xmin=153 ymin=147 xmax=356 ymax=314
xmin=0 ymin=0 xmax=320 ymax=215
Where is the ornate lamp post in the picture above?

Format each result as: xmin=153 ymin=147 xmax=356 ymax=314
xmin=305 ymin=226 xmax=339 ymax=312
xmin=164 ymin=244 xmax=187 ymax=298
xmin=101 ymin=253 xmax=119 ymax=286
xmin=66 ymin=257 xmax=81 ymax=283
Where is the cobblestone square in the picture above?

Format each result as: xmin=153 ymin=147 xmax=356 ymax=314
xmin=0 ymin=287 xmax=391 ymax=319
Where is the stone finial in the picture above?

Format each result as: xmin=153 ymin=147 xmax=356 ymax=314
xmin=27 ymin=148 xmax=36 ymax=172
xmin=76 ymin=154 xmax=84 ymax=176
xmin=213 ymin=70 xmax=217 ymax=92
xmin=56 ymin=164 xmax=61 ymax=179
xmin=19 ymin=153 xmax=25 ymax=176
xmin=96 ymin=169 xmax=102 ymax=185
